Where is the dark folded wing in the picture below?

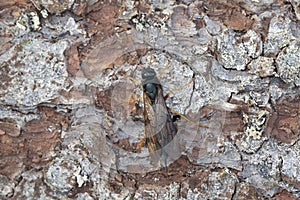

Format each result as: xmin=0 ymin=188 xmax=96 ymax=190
xmin=143 ymin=86 xmax=177 ymax=153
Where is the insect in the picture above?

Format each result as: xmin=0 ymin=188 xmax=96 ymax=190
xmin=133 ymin=66 xmax=177 ymax=171
xmin=133 ymin=55 xmax=209 ymax=171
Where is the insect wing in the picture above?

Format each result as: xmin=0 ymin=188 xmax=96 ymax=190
xmin=143 ymin=86 xmax=177 ymax=153
xmin=143 ymin=92 xmax=157 ymax=153
xmin=155 ymin=87 xmax=177 ymax=147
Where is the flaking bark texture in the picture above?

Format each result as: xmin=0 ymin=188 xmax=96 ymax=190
xmin=0 ymin=0 xmax=299 ymax=199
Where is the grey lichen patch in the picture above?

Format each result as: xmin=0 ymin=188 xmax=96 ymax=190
xmin=0 ymin=40 xmax=69 ymax=106
xmin=131 ymin=13 xmax=151 ymax=32
xmin=39 ymin=0 xmax=75 ymax=14
xmin=206 ymin=168 xmax=238 ymax=199
xmin=75 ymin=193 xmax=94 ymax=200
xmin=204 ymin=16 xmax=221 ymax=36
xmin=67 ymin=106 xmax=117 ymax=173
xmin=192 ymin=139 xmax=242 ymax=171
xmin=244 ymin=110 xmax=268 ymax=140
xmin=45 ymin=129 xmax=98 ymax=196
xmin=186 ymin=168 xmax=238 ymax=199
xmin=0 ymin=175 xmax=15 ymax=198
xmin=13 ymin=170 xmax=47 ymax=199
xmin=249 ymin=90 xmax=270 ymax=107
xmin=217 ymin=29 xmax=262 ymax=70
xmin=281 ymin=140 xmax=300 ymax=183
xmin=41 ymin=15 xmax=86 ymax=40
xmin=236 ymin=110 xmax=269 ymax=154
xmin=185 ymin=73 xmax=210 ymax=114
xmin=0 ymin=106 xmax=40 ymax=131
xmin=40 ymin=9 xmax=48 ymax=19
xmin=248 ymin=56 xmax=276 ymax=77
xmin=64 ymin=17 xmax=85 ymax=36
xmin=16 ymin=11 xmax=41 ymax=32
xmin=276 ymin=42 xmax=300 ymax=86
xmin=44 ymin=158 xmax=76 ymax=193
xmin=233 ymin=182 xmax=262 ymax=199
xmin=134 ymin=182 xmax=181 ymax=199
xmin=133 ymin=168 xmax=238 ymax=199
xmin=74 ymin=167 xmax=88 ymax=188
xmin=57 ymin=116 xmax=134 ymax=199
xmin=291 ymin=0 xmax=300 ymax=20
xmin=239 ymin=140 xmax=300 ymax=198
xmin=130 ymin=9 xmax=170 ymax=32
xmin=245 ymin=126 xmax=262 ymax=140
xmin=264 ymin=15 xmax=296 ymax=56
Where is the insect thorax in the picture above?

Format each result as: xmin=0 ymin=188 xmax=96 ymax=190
xmin=144 ymin=83 xmax=158 ymax=105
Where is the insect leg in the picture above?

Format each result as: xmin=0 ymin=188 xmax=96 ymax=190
xmin=113 ymin=76 xmax=143 ymax=104
xmin=167 ymin=107 xmax=209 ymax=128
xmin=127 ymin=76 xmax=142 ymax=85
xmin=164 ymin=77 xmax=195 ymax=100
xmin=158 ymin=56 xmax=171 ymax=80
xmin=136 ymin=135 xmax=145 ymax=151
xmin=150 ymin=49 xmax=153 ymax=65
xmin=137 ymin=56 xmax=145 ymax=69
